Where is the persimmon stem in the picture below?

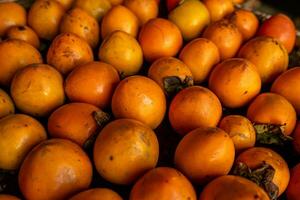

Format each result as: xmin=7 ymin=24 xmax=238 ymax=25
xmin=163 ymin=76 xmax=193 ymax=96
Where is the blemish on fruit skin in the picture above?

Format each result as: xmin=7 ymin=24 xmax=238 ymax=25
xmin=109 ymin=155 xmax=114 ymax=161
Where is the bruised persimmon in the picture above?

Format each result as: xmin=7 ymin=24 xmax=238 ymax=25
xmin=47 ymin=32 xmax=94 ymax=75
xmin=257 ymin=13 xmax=296 ymax=53
xmin=226 ymin=9 xmax=259 ymax=41
xmin=28 ymin=0 xmax=65 ymax=40
xmin=247 ymin=93 xmax=296 ymax=135
xmin=236 ymin=147 xmax=290 ymax=196
xmin=19 ymin=139 xmax=93 ymax=200
xmin=65 ymin=61 xmax=120 ymax=109
xmin=112 ymin=76 xmax=166 ymax=129
xmin=98 ymin=30 xmax=143 ymax=77
xmin=199 ymin=175 xmax=270 ymax=200
xmin=0 ymin=39 xmax=42 ymax=86
xmin=69 ymin=188 xmax=123 ymax=200
xmin=94 ymin=119 xmax=159 ymax=185
xmin=0 ymin=2 xmax=26 ymax=37
xmin=11 ymin=64 xmax=65 ymax=117
xmin=0 ymin=114 xmax=47 ymax=170
xmin=147 ymin=57 xmax=193 ymax=94
xmin=292 ymin=122 xmax=300 ymax=154
xmin=219 ymin=115 xmax=256 ymax=151
xmin=203 ymin=0 xmax=234 ymax=22
xmin=60 ymin=8 xmax=100 ymax=48
xmin=101 ymin=5 xmax=139 ymax=39
xmin=5 ymin=25 xmax=40 ymax=48
xmin=203 ymin=19 xmax=242 ymax=60
xmin=48 ymin=103 xmax=103 ymax=146
xmin=138 ymin=18 xmax=183 ymax=62
xmin=0 ymin=195 xmax=21 ymax=200
xmin=169 ymin=86 xmax=222 ymax=135
xmin=174 ymin=127 xmax=235 ymax=184
xmin=238 ymin=36 xmax=289 ymax=83
xmin=124 ymin=0 xmax=158 ymax=26
xmin=130 ymin=167 xmax=197 ymax=200
xmin=0 ymin=89 xmax=14 ymax=119
xmin=179 ymin=38 xmax=220 ymax=84
xmin=271 ymin=67 xmax=300 ymax=115
xmin=286 ymin=163 xmax=300 ymax=200
xmin=209 ymin=58 xmax=261 ymax=108
xmin=74 ymin=0 xmax=112 ymax=21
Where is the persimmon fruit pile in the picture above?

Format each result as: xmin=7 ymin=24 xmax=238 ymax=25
xmin=0 ymin=0 xmax=299 ymax=199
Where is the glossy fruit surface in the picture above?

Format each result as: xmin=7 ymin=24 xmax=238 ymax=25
xmin=0 ymin=89 xmax=15 ymax=119
xmin=6 ymin=25 xmax=40 ymax=48
xmin=69 ymin=188 xmax=123 ymax=200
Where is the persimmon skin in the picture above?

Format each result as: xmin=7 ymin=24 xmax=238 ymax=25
xmin=6 ymin=25 xmax=40 ymax=49
xmin=247 ymin=93 xmax=297 ymax=136
xmin=208 ymin=58 xmax=261 ymax=108
xmin=74 ymin=0 xmax=112 ymax=21
xmin=112 ymin=75 xmax=166 ymax=129
xmin=202 ymin=0 xmax=234 ymax=22
xmin=0 ymin=194 xmax=21 ymax=200
xmin=286 ymin=163 xmax=300 ymax=200
xmin=0 ymin=89 xmax=15 ymax=119
xmin=0 ymin=2 xmax=26 ymax=37
xmin=169 ymin=86 xmax=222 ymax=135
xmin=257 ymin=13 xmax=296 ymax=53
xmin=69 ymin=188 xmax=123 ymax=200
xmin=130 ymin=167 xmax=197 ymax=200
xmin=65 ymin=61 xmax=120 ymax=109
xmin=292 ymin=122 xmax=300 ymax=155
xmin=236 ymin=147 xmax=290 ymax=196
xmin=271 ymin=67 xmax=300 ymax=115
xmin=93 ymin=119 xmax=159 ymax=185
xmin=48 ymin=103 xmax=100 ymax=146
xmin=174 ymin=127 xmax=235 ymax=185
xmin=138 ymin=18 xmax=183 ymax=62
xmin=199 ymin=175 xmax=270 ymax=200
xmin=203 ymin=19 xmax=242 ymax=60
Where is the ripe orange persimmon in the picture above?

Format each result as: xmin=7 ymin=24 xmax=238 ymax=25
xmin=65 ymin=61 xmax=120 ymax=109
xmin=69 ymin=188 xmax=123 ymax=200
xmin=19 ymin=139 xmax=93 ymax=200
xmin=0 ymin=194 xmax=21 ymax=200
xmin=203 ymin=0 xmax=234 ymax=22
xmin=130 ymin=167 xmax=197 ymax=200
xmin=169 ymin=86 xmax=222 ymax=135
xmin=286 ymin=163 xmax=300 ymax=200
xmin=292 ymin=122 xmax=300 ymax=154
xmin=174 ymin=127 xmax=235 ymax=184
xmin=74 ymin=0 xmax=112 ymax=21
xmin=112 ymin=75 xmax=166 ymax=129
xmin=0 ymin=89 xmax=14 ymax=119
xmin=139 ymin=18 xmax=183 ymax=62
xmin=6 ymin=25 xmax=40 ymax=48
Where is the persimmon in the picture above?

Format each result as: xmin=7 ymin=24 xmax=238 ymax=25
xmin=48 ymin=103 xmax=103 ymax=146
xmin=238 ymin=36 xmax=289 ymax=83
xmin=60 ymin=8 xmax=100 ymax=48
xmin=219 ymin=115 xmax=256 ymax=151
xmin=11 ymin=64 xmax=65 ymax=117
xmin=19 ymin=139 xmax=93 ymax=200
xmin=0 ymin=195 xmax=21 ymax=200
xmin=271 ymin=67 xmax=300 ymax=115
xmin=147 ymin=57 xmax=193 ymax=94
xmin=138 ymin=18 xmax=183 ymax=62
xmin=74 ymin=0 xmax=112 ymax=21
xmin=108 ymin=0 xmax=124 ymax=5
xmin=47 ymin=32 xmax=94 ymax=75
xmin=247 ymin=93 xmax=296 ymax=135
xmin=227 ymin=9 xmax=259 ymax=41
xmin=55 ymin=0 xmax=75 ymax=10
xmin=130 ymin=167 xmax=196 ymax=200
xmin=94 ymin=119 xmax=159 ymax=185
xmin=98 ymin=30 xmax=143 ymax=77
xmin=203 ymin=0 xmax=234 ymax=22
xmin=203 ymin=19 xmax=242 ymax=60
xmin=168 ymin=0 xmax=210 ymax=41
xmin=174 ymin=127 xmax=235 ymax=184
xmin=286 ymin=163 xmax=300 ymax=200
xmin=0 ymin=89 xmax=14 ymax=119
xmin=0 ymin=2 xmax=26 ymax=37
xmin=236 ymin=147 xmax=290 ymax=196
xmin=257 ymin=13 xmax=296 ymax=53
xmin=65 ymin=61 xmax=120 ymax=109
xmin=112 ymin=76 xmax=166 ymax=129
xmin=101 ymin=5 xmax=139 ymax=39
xmin=69 ymin=188 xmax=123 ymax=200
xmin=5 ymin=25 xmax=40 ymax=48
xmin=0 ymin=114 xmax=47 ymax=170
xmin=124 ymin=0 xmax=158 ymax=26
xmin=292 ymin=122 xmax=300 ymax=154
xmin=0 ymin=39 xmax=42 ymax=86
xmin=169 ymin=86 xmax=222 ymax=135
xmin=179 ymin=38 xmax=220 ymax=84
xmin=208 ymin=58 xmax=261 ymax=108
xmin=199 ymin=175 xmax=270 ymax=200
xmin=28 ymin=0 xmax=65 ymax=40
